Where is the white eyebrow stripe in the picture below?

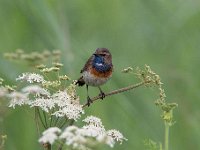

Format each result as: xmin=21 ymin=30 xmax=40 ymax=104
xmin=95 ymin=63 xmax=103 ymax=66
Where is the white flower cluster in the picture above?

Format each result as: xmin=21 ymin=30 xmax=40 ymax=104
xmin=30 ymin=97 xmax=55 ymax=112
xmin=7 ymin=73 xmax=84 ymax=121
xmin=52 ymin=104 xmax=84 ymax=121
xmin=52 ymin=91 xmax=70 ymax=107
xmin=8 ymin=92 xmax=29 ymax=108
xmin=16 ymin=73 xmax=45 ymax=83
xmin=22 ymin=85 xmax=50 ymax=97
xmin=8 ymin=88 xmax=83 ymax=120
xmin=82 ymin=116 xmax=105 ymax=137
xmin=39 ymin=116 xmax=127 ymax=149
xmin=106 ymin=129 xmax=127 ymax=147
xmin=38 ymin=127 xmax=61 ymax=144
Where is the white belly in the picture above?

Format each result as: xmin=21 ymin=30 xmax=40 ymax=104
xmin=82 ymin=71 xmax=110 ymax=86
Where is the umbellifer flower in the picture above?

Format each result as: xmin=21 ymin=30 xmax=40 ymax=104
xmin=106 ymin=129 xmax=128 ymax=147
xmin=82 ymin=124 xmax=105 ymax=138
xmin=52 ymin=103 xmax=84 ymax=121
xmin=39 ymin=116 xmax=127 ymax=149
xmin=52 ymin=89 xmax=84 ymax=121
xmin=39 ymin=127 xmax=61 ymax=144
xmin=16 ymin=73 xmax=45 ymax=83
xmin=82 ymin=116 xmax=105 ymax=137
xmin=22 ymin=85 xmax=50 ymax=97
xmin=8 ymin=91 xmax=29 ymax=108
xmin=59 ymin=125 xmax=88 ymax=149
xmin=83 ymin=116 xmax=103 ymax=127
xmin=52 ymin=90 xmax=71 ymax=107
xmin=30 ymin=97 xmax=55 ymax=112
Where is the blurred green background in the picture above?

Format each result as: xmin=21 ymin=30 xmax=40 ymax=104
xmin=0 ymin=0 xmax=200 ymax=149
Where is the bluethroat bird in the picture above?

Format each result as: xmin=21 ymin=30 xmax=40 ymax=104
xmin=76 ymin=48 xmax=113 ymax=106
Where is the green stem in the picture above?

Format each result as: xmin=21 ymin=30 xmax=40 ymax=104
xmin=54 ymin=116 xmax=60 ymax=126
xmin=159 ymin=142 xmax=162 ymax=150
xmin=57 ymin=140 xmax=65 ymax=150
xmin=34 ymin=108 xmax=40 ymax=135
xmin=164 ymin=122 xmax=169 ymax=150
xmin=59 ymin=118 xmax=68 ymax=129
xmin=49 ymin=108 xmax=55 ymax=127
xmin=42 ymin=110 xmax=48 ymax=128
xmin=36 ymin=107 xmax=47 ymax=129
xmin=49 ymin=114 xmax=53 ymax=127
xmin=45 ymin=143 xmax=51 ymax=150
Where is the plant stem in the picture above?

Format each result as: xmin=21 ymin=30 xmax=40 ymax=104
xmin=164 ymin=121 xmax=169 ymax=150
xmin=159 ymin=142 xmax=162 ymax=150
xmin=42 ymin=110 xmax=48 ymax=128
xmin=49 ymin=108 xmax=55 ymax=127
xmin=46 ymin=143 xmax=51 ymax=150
xmin=82 ymin=81 xmax=150 ymax=108
xmin=57 ymin=140 xmax=65 ymax=150
xmin=34 ymin=108 xmax=40 ymax=135
xmin=36 ymin=107 xmax=47 ymax=129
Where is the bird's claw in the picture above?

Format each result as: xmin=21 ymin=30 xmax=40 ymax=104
xmin=99 ymin=91 xmax=105 ymax=100
xmin=87 ymin=96 xmax=93 ymax=107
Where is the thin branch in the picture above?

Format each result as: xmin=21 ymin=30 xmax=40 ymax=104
xmin=82 ymin=81 xmax=150 ymax=108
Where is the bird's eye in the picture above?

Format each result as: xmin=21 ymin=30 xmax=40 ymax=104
xmin=100 ymin=54 xmax=106 ymax=56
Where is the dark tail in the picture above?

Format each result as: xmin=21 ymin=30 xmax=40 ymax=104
xmin=75 ymin=76 xmax=85 ymax=86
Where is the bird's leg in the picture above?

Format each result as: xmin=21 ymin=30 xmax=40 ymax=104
xmin=86 ymin=85 xmax=93 ymax=107
xmin=98 ymin=86 xmax=105 ymax=100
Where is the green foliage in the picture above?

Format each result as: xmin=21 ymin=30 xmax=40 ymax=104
xmin=0 ymin=134 xmax=7 ymax=149
xmin=144 ymin=139 xmax=162 ymax=150
xmin=0 ymin=0 xmax=199 ymax=150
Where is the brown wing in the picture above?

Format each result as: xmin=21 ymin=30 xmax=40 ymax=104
xmin=80 ymin=55 xmax=94 ymax=73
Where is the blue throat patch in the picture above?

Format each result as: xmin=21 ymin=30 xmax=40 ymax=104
xmin=92 ymin=55 xmax=111 ymax=72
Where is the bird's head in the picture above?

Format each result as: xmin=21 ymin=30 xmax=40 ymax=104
xmin=93 ymin=48 xmax=112 ymax=64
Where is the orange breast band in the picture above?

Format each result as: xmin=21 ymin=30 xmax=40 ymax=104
xmin=90 ymin=67 xmax=112 ymax=78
